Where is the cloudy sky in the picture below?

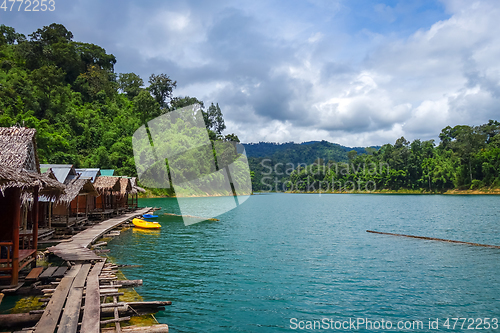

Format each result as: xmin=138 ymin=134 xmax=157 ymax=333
xmin=3 ymin=0 xmax=500 ymax=146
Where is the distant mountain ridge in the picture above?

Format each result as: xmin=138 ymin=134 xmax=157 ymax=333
xmin=242 ymin=140 xmax=381 ymax=191
xmin=243 ymin=140 xmax=380 ymax=161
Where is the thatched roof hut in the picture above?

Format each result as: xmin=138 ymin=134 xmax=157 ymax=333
xmin=0 ymin=127 xmax=39 ymax=173
xmin=56 ymin=177 xmax=99 ymax=205
xmin=94 ymin=176 xmax=121 ymax=194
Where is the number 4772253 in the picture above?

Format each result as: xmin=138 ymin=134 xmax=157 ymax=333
xmin=1 ymin=0 xmax=55 ymax=11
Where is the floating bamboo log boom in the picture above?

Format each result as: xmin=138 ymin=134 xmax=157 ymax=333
xmin=366 ymin=230 xmax=500 ymax=249
xmin=100 ymin=279 xmax=142 ymax=287
xmin=163 ymin=212 xmax=219 ymax=221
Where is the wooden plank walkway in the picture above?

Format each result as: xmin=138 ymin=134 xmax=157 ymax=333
xmin=33 ymin=265 xmax=82 ymax=333
xmin=48 ymin=208 xmax=151 ymax=262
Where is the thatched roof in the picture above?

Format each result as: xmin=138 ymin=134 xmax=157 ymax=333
xmin=56 ymin=177 xmax=99 ymax=205
xmin=0 ymin=127 xmax=39 ymax=173
xmin=113 ymin=177 xmax=132 ymax=197
xmin=0 ymin=164 xmax=38 ymax=189
xmin=94 ymin=176 xmax=120 ymax=193
xmin=0 ymin=165 xmax=64 ymax=193
xmin=1 ymin=165 xmax=66 ymax=206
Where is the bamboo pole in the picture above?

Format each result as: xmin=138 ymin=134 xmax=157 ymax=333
xmin=366 ymin=230 xmax=500 ymax=249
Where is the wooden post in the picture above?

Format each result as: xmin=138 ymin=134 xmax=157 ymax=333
xmin=48 ymin=202 xmax=52 ymax=229
xmin=32 ymin=187 xmax=39 ymax=268
xmin=66 ymin=206 xmax=69 ymax=227
xmin=23 ymin=207 xmax=28 ymax=231
xmin=76 ymin=195 xmax=79 ymax=223
xmin=12 ymin=187 xmax=21 ymax=286
xmin=85 ymin=194 xmax=88 ymax=220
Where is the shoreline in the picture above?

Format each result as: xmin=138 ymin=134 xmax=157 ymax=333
xmin=139 ymin=189 xmax=500 ymax=198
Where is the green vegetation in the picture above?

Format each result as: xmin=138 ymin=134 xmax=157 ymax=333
xmin=277 ymin=121 xmax=500 ymax=193
xmin=244 ymin=141 xmax=378 ymax=191
xmin=2 ymin=23 xmax=498 ymax=195
xmin=0 ymin=23 xmax=239 ymax=194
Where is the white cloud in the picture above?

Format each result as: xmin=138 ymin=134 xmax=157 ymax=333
xmin=223 ymin=0 xmax=500 ymax=145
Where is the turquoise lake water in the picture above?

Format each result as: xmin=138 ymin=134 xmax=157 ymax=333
xmin=107 ymin=194 xmax=500 ymax=332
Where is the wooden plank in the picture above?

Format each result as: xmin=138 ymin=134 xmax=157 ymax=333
xmin=58 ymin=264 xmax=92 ymax=333
xmin=52 ymin=266 xmax=68 ymax=278
xmin=39 ymin=267 xmax=58 ymax=279
xmin=26 ymin=267 xmax=44 ymax=280
xmin=81 ymin=261 xmax=106 ymax=333
xmin=33 ymin=265 xmax=82 ymax=333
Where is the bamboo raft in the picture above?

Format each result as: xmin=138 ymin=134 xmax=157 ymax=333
xmin=367 ymin=230 xmax=500 ymax=249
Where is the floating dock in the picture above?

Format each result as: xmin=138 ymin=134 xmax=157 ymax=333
xmin=49 ymin=208 xmax=151 ymax=262
xmin=1 ymin=207 xmax=170 ymax=332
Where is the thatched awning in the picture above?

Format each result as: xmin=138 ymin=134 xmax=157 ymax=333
xmin=94 ymin=176 xmax=120 ymax=194
xmin=56 ymin=177 xmax=99 ymax=205
xmin=0 ymin=165 xmax=65 ymax=195
xmin=1 ymin=165 xmax=66 ymax=207
xmin=0 ymin=164 xmax=37 ymax=188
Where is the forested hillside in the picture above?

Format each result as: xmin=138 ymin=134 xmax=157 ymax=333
xmin=2 ymin=23 xmax=499 ymax=195
xmin=278 ymin=122 xmax=500 ymax=193
xmin=0 ymin=23 xmax=235 ymax=184
xmin=243 ymin=141 xmax=379 ymax=191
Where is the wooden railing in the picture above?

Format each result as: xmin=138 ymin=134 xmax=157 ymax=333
xmin=0 ymin=241 xmax=13 ymax=280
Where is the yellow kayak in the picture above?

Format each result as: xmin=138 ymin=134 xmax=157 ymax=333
xmin=132 ymin=218 xmax=161 ymax=229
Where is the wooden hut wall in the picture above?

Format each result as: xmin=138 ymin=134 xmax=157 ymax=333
xmin=70 ymin=194 xmax=96 ymax=213
xmin=0 ymin=187 xmax=21 ymax=284
xmin=52 ymin=203 xmax=68 ymax=215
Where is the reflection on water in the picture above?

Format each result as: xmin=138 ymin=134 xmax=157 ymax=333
xmin=132 ymin=227 xmax=162 ymax=236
